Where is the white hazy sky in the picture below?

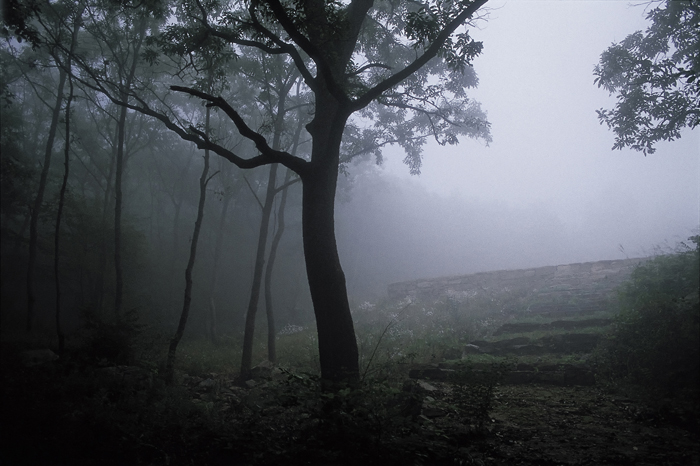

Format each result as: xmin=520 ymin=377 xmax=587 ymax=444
xmin=380 ymin=0 xmax=699 ymax=259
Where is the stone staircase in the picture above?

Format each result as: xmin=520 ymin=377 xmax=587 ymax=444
xmin=409 ymin=315 xmax=616 ymax=387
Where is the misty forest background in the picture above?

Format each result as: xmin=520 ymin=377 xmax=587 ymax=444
xmin=0 ymin=0 xmax=697 ymax=374
xmin=1 ymin=0 xmax=699 ymax=464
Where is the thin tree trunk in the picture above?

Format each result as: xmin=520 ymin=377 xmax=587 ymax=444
xmin=113 ymin=19 xmax=146 ymax=318
xmin=239 ymin=76 xmax=293 ymax=378
xmin=94 ymin=125 xmax=116 ymax=316
xmin=113 ymin=103 xmax=127 ymax=318
xmin=240 ymin=162 xmax=278 ymax=378
xmin=207 ymin=184 xmax=233 ymax=345
xmin=54 ymin=9 xmax=82 ymax=351
xmin=263 ymin=168 xmax=292 ymax=363
xmin=54 ymin=71 xmax=75 ymax=355
xmin=165 ymin=107 xmax=213 ymax=385
xmin=26 ymin=61 xmax=68 ymax=333
xmin=263 ymin=112 xmax=303 ymax=362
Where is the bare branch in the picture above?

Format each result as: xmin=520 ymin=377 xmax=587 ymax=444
xmin=170 ymin=85 xmax=309 ymax=174
xmin=242 ymin=175 xmax=265 ymax=210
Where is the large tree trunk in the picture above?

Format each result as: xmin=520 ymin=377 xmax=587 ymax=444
xmin=303 ymin=95 xmax=359 ymax=383
xmin=302 ymin=167 xmax=359 ymax=383
xmin=26 ymin=62 xmax=68 ymax=333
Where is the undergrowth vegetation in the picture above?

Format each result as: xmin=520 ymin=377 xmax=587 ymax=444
xmin=594 ymin=236 xmax=700 ymax=411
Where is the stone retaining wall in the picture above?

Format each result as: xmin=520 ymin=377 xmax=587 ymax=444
xmin=388 ymin=258 xmax=649 ymax=313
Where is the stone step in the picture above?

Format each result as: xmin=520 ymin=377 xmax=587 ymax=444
xmin=466 ymin=333 xmax=602 ymax=356
xmin=408 ymin=362 xmax=596 ymax=387
xmin=493 ymin=318 xmax=612 ymax=336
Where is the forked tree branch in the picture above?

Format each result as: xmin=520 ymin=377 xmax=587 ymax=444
xmin=171 ymin=85 xmax=308 ymax=174
xmin=350 ymin=0 xmax=488 ymax=112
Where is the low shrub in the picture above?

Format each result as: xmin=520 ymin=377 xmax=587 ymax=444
xmin=596 ymin=236 xmax=699 ymax=404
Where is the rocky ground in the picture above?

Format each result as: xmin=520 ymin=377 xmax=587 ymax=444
xmin=2 ymin=312 xmax=698 ymax=465
xmin=174 ymin=312 xmax=699 ymax=465
xmin=400 ymin=313 xmax=700 ymax=465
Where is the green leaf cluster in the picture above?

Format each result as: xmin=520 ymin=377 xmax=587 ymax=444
xmin=594 ymin=0 xmax=699 ymax=154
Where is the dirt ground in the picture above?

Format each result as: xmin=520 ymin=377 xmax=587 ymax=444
xmin=479 ymin=384 xmax=699 ymax=466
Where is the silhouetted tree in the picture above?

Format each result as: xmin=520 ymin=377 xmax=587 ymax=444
xmin=51 ymin=0 xmax=492 ymax=383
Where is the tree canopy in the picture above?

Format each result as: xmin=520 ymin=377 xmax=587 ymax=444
xmin=3 ymin=0 xmax=492 ymax=383
xmin=594 ymin=0 xmax=699 ymax=154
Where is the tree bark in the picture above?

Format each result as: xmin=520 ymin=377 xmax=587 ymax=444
xmin=240 ymin=162 xmax=278 ymax=378
xmin=26 ymin=60 xmax=68 ymax=333
xmin=301 ymin=167 xmax=359 ymax=383
xmin=54 ymin=62 xmax=76 ymax=354
xmin=113 ymin=18 xmax=147 ymax=318
xmin=207 ymin=180 xmax=234 ymax=345
xmin=165 ymin=107 xmax=212 ymax=385
xmin=263 ymin=168 xmax=292 ymax=363
xmin=263 ymin=113 xmax=303 ymax=362
xmin=302 ymin=92 xmax=359 ymax=383
xmin=239 ymin=72 xmax=295 ymax=377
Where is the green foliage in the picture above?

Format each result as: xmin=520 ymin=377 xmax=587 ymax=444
xmin=594 ymin=0 xmax=699 ymax=154
xmin=597 ymin=236 xmax=700 ymax=400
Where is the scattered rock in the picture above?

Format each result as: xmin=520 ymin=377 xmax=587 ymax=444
xmin=249 ymin=360 xmax=275 ymax=379
xmin=417 ymin=380 xmax=438 ymax=391
xmin=96 ymin=365 xmax=153 ymax=390
xmin=422 ymin=405 xmax=448 ymax=418
xmin=408 ymin=365 xmax=455 ymax=380
xmin=462 ymin=344 xmax=482 ymax=356
xmin=198 ymin=378 xmax=217 ymax=390
xmin=20 ymin=349 xmax=58 ymax=367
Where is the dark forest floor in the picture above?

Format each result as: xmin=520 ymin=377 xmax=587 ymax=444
xmin=1 ymin=311 xmax=698 ymax=466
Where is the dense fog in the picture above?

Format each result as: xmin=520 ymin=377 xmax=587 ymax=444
xmin=1 ymin=0 xmax=697 ymax=339
xmin=335 ymin=1 xmax=699 ymax=300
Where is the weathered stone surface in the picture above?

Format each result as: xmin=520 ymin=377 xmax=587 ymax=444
xmin=422 ymin=405 xmax=448 ymax=418
xmin=511 ymin=344 xmax=546 ymax=355
xmin=492 ymin=337 xmax=531 ymax=347
xmin=493 ymin=318 xmax=613 ymax=336
xmin=542 ymin=333 xmax=601 ymax=353
xmin=493 ymin=322 xmax=544 ymax=335
xmin=249 ymin=360 xmax=275 ymax=379
xmin=462 ymin=344 xmax=483 ymax=356
xmin=408 ymin=365 xmax=456 ymax=380
xmin=417 ymin=380 xmax=438 ymax=392
xmin=388 ymin=258 xmax=648 ymax=314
